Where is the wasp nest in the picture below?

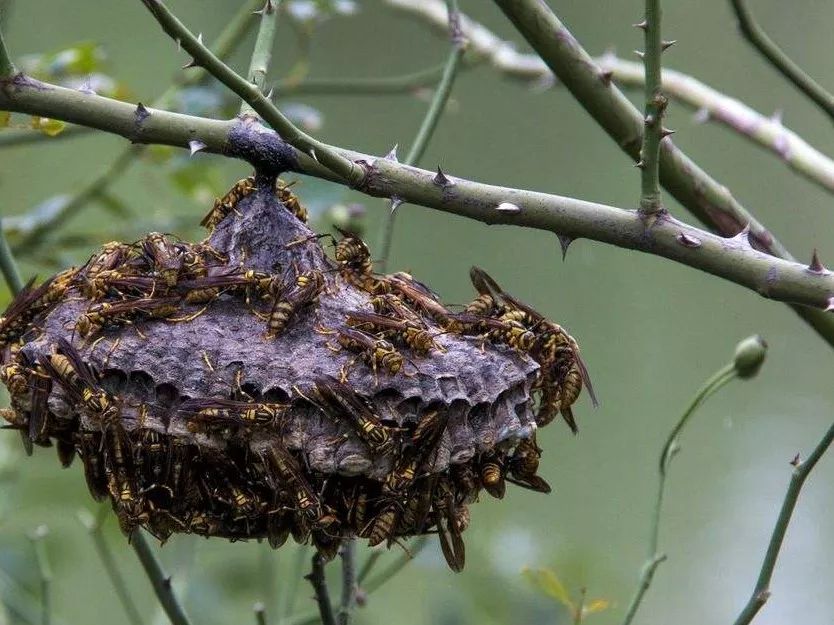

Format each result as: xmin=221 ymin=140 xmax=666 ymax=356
xmin=0 ymin=175 xmax=594 ymax=571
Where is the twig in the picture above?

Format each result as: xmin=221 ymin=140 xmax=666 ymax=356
xmin=78 ymin=508 xmax=144 ymax=625
xmin=240 ymin=0 xmax=278 ymax=118
xmin=306 ymin=553 xmax=336 ymax=625
xmin=378 ymin=0 xmax=466 ymax=272
xmin=338 ymin=540 xmax=356 ymax=625
xmin=636 ymin=0 xmax=666 ymax=214
xmin=0 ymin=217 xmax=23 ymax=294
xmin=131 ymin=530 xmax=193 ymax=625
xmin=6 ymin=0 xmax=261 ymax=256
xmin=732 ymin=422 xmax=834 ymax=624
xmin=280 ymin=545 xmax=307 ymax=618
xmin=363 ymin=536 xmax=428 ymax=595
xmin=4 ymin=81 xmax=834 ymax=316
xmin=27 ymin=526 xmax=52 ymax=625
xmin=138 ymin=0 xmax=363 ymax=185
xmin=729 ymin=0 xmax=834 ymax=125
xmin=275 ymin=64 xmax=447 ymax=97
xmin=0 ymin=125 xmax=92 ymax=148
xmin=623 ymin=336 xmax=766 ymax=625
xmin=387 ymin=0 xmax=834 ymax=198
xmin=0 ymin=19 xmax=14 ymax=77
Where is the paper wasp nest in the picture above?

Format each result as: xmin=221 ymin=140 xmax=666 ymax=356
xmin=0 ymin=175 xmax=594 ymax=571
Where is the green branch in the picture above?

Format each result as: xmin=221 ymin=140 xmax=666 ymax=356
xmin=78 ymin=509 xmax=144 ymax=625
xmin=0 ymin=19 xmax=14 ymax=77
xmin=0 ymin=216 xmax=23 ymax=294
xmin=732 ymin=422 xmax=834 ymax=624
xmin=306 ymin=553 xmax=336 ymax=625
xmin=131 ymin=530 xmax=193 ymax=625
xmin=3 ymin=80 xmax=834 ymax=315
xmin=379 ymin=0 xmax=466 ymax=271
xmin=138 ymin=0 xmax=363 ymax=185
xmin=729 ymin=0 xmax=834 ymax=124
xmin=622 ymin=336 xmax=766 ymax=625
xmin=636 ymin=0 xmax=666 ymax=214
xmin=27 ymin=526 xmax=52 ymax=625
xmin=275 ymin=64 xmax=447 ymax=97
xmin=240 ymin=0 xmax=279 ymax=117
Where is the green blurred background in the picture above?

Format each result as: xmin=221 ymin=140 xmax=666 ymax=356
xmin=2 ymin=1 xmax=834 ymax=624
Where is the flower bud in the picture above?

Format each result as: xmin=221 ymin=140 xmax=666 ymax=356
xmin=734 ymin=335 xmax=767 ymax=379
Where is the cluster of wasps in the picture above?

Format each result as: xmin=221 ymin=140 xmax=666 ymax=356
xmin=0 ymin=175 xmax=593 ymax=572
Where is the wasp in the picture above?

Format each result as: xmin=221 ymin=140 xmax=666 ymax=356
xmin=276 ymin=179 xmax=308 ymax=223
xmin=451 ymin=463 xmax=481 ymax=504
xmin=332 ymin=327 xmax=406 ymax=382
xmin=0 ymin=359 xmax=29 ymax=398
xmin=83 ymin=272 xmax=159 ymax=300
xmin=0 ymin=276 xmax=58 ymax=346
xmin=345 ymin=311 xmax=440 ymax=356
xmin=433 ymin=477 xmax=466 ymax=572
xmin=309 ymin=375 xmax=397 ymax=455
xmin=384 ymin=272 xmax=462 ymax=331
xmin=79 ymin=241 xmax=141 ymax=283
xmin=77 ymin=431 xmax=108 ymax=501
xmin=369 ymin=293 xmax=422 ymax=322
xmin=201 ymin=176 xmax=257 ymax=231
xmin=25 ymin=365 xmax=53 ymax=446
xmin=179 ymin=397 xmax=287 ymax=430
xmin=178 ymin=243 xmax=228 ymax=280
xmin=506 ymin=437 xmax=551 ymax=493
xmin=133 ymin=428 xmax=171 ymax=485
xmin=399 ymin=477 xmax=435 ymax=534
xmin=176 ymin=267 xmax=275 ymax=305
xmin=212 ymin=476 xmax=264 ymax=520
xmin=479 ymin=451 xmax=506 ymax=499
xmin=329 ymin=227 xmax=387 ymax=293
xmin=75 ymin=296 xmax=182 ymax=338
xmin=263 ymin=271 xmax=323 ymax=338
xmin=140 ymin=233 xmax=184 ymax=288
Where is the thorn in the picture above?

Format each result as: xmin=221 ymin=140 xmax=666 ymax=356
xmin=599 ymin=69 xmax=614 ymax=85
xmin=265 ymin=88 xmax=274 ymax=100
xmin=693 ymin=107 xmax=710 ymax=124
xmin=731 ymin=224 xmax=751 ymax=244
xmin=661 ymin=39 xmax=677 ymax=51
xmin=633 ymin=20 xmax=648 ymax=30
xmin=808 ymin=248 xmax=826 ymax=273
xmin=134 ymin=102 xmax=151 ymax=125
xmin=557 ymin=234 xmax=573 ymax=261
xmin=676 ymin=232 xmax=702 ymax=248
xmin=826 ymin=297 xmax=834 ymax=312
xmin=644 ymin=114 xmax=656 ymax=126
xmin=389 ymin=196 xmax=403 ymax=214
xmin=309 ymin=148 xmax=318 ymax=162
xmin=384 ymin=144 xmax=399 ymax=162
xmin=188 ymin=140 xmax=207 ymax=156
xmin=789 ymin=453 xmax=801 ymax=467
xmin=634 ymin=50 xmax=645 ymax=59
xmin=254 ymin=0 xmax=275 ymax=14
xmin=433 ymin=167 xmax=453 ymax=187
xmin=660 ymin=127 xmax=675 ymax=138
xmin=197 ymin=33 xmax=203 ymax=45
xmin=182 ymin=59 xmax=198 ymax=70
xmin=770 ymin=109 xmax=784 ymax=125
xmin=496 ymin=202 xmax=521 ymax=214
xmin=634 ymin=160 xmax=646 ymax=169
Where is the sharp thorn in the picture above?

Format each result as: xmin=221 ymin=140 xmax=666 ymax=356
xmin=197 ymin=33 xmax=204 ymax=45
xmin=188 ymin=140 xmax=207 ymax=156
xmin=826 ymin=296 xmax=834 ymax=312
xmin=633 ymin=20 xmax=648 ymax=30
xmin=660 ymin=127 xmax=676 ymax=138
xmin=496 ymin=202 xmax=521 ymax=214
xmin=808 ymin=248 xmax=826 ymax=273
xmin=599 ymin=69 xmax=614 ymax=85
xmin=557 ymin=234 xmax=573 ymax=261
xmin=661 ymin=39 xmax=677 ymax=51
xmin=634 ymin=160 xmax=646 ymax=169
xmin=731 ymin=224 xmax=751 ymax=244
xmin=676 ymin=232 xmax=702 ymax=248
xmin=390 ymin=196 xmax=403 ymax=214
xmin=432 ymin=166 xmax=453 ymax=187
xmin=182 ymin=59 xmax=198 ymax=69
xmin=634 ymin=50 xmax=645 ymax=59
xmin=384 ymin=144 xmax=399 ymax=162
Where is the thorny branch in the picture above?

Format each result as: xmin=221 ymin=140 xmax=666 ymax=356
xmin=386 ymin=0 xmax=834 ymax=197
xmin=729 ymin=0 xmax=834 ymax=125
xmin=338 ymin=540 xmax=357 ymax=625
xmin=240 ymin=0 xmax=278 ymax=118
xmin=636 ymin=0 xmax=668 ymax=214
xmin=307 ymin=553 xmax=337 ymax=625
xmin=131 ymin=530 xmax=194 ymax=625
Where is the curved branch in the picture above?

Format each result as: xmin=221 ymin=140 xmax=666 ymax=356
xmin=729 ymin=0 xmax=834 ymax=125
xmin=274 ymin=64 xmax=447 ymax=97
xmin=240 ymin=0 xmax=278 ymax=117
xmin=3 ymin=76 xmax=834 ymax=313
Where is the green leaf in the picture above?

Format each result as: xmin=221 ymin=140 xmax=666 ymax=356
xmin=521 ymin=567 xmax=574 ymax=609
xmin=0 ymin=112 xmax=10 ymax=129
xmin=37 ymin=118 xmax=66 ymax=137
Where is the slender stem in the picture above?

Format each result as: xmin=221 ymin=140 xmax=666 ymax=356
xmin=131 ymin=530 xmax=193 ymax=625
xmin=240 ymin=0 xmax=279 ymax=117
xmin=378 ymin=0 xmax=466 ymax=272
xmin=0 ymin=20 xmax=14 ymax=77
xmin=280 ymin=545 xmax=307 ymax=618
xmin=638 ymin=0 xmax=665 ymax=214
xmin=0 ymin=217 xmax=23 ymax=294
xmin=729 ymin=0 xmax=834 ymax=124
xmin=307 ymin=553 xmax=336 ymax=625
xmin=621 ymin=363 xmax=739 ymax=625
xmin=363 ymin=536 xmax=428 ymax=595
xmin=6 ymin=0 xmax=260 ymax=257
xmin=27 ymin=527 xmax=52 ymax=625
xmin=78 ymin=509 xmax=144 ymax=625
xmin=337 ymin=540 xmax=356 ymax=625
xmin=732 ymin=419 xmax=834 ymax=625
xmin=275 ymin=64 xmax=446 ymax=97
xmin=138 ymin=0 xmax=363 ymax=185
xmin=390 ymin=1 xmax=834 ymax=200
xmin=254 ymin=602 xmax=267 ymax=625
xmin=356 ymin=551 xmax=382 ymax=586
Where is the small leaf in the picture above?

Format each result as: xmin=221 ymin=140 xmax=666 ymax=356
xmin=0 ymin=112 xmax=10 ymax=128
xmin=522 ymin=567 xmax=574 ymax=609
xmin=38 ymin=118 xmax=67 ymax=137
xmin=582 ymin=599 xmax=611 ymax=616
